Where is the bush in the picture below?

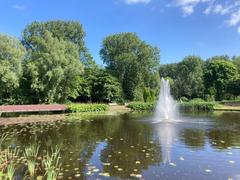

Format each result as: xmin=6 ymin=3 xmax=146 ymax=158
xmin=66 ymin=104 xmax=109 ymax=113
xmin=180 ymin=97 xmax=189 ymax=102
xmin=189 ymin=98 xmax=205 ymax=103
xmin=127 ymin=102 xmax=155 ymax=111
xmin=180 ymin=101 xmax=216 ymax=111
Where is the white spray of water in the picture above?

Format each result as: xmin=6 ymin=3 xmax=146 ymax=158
xmin=154 ymin=78 xmax=179 ymax=121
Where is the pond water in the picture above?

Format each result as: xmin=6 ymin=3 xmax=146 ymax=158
xmin=1 ymin=111 xmax=240 ymax=180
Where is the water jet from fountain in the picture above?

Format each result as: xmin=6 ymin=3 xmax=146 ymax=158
xmin=154 ymin=78 xmax=179 ymax=122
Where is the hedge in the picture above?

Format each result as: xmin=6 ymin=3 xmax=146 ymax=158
xmin=66 ymin=104 xmax=109 ymax=113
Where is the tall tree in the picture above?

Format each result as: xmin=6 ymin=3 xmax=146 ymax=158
xmin=100 ymin=33 xmax=160 ymax=100
xmin=175 ymin=56 xmax=204 ymax=99
xmin=22 ymin=31 xmax=83 ymax=103
xmin=22 ymin=20 xmax=93 ymax=65
xmin=204 ymin=58 xmax=237 ymax=100
xmin=0 ymin=34 xmax=25 ymax=104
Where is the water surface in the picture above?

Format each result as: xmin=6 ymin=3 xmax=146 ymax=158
xmin=1 ymin=112 xmax=240 ymax=179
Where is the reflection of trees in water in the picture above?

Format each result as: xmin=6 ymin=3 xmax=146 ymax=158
xmin=0 ymin=114 xmax=138 ymax=178
xmin=178 ymin=112 xmax=240 ymax=150
xmin=180 ymin=128 xmax=205 ymax=149
xmin=207 ymin=112 xmax=240 ymax=149
xmin=100 ymin=119 xmax=162 ymax=178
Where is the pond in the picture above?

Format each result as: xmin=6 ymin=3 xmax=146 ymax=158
xmin=1 ymin=111 xmax=240 ymax=179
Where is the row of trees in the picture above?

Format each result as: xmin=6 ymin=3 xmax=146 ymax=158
xmin=0 ymin=20 xmax=160 ymax=105
xmin=159 ymin=55 xmax=240 ymax=101
xmin=0 ymin=20 xmax=239 ymax=105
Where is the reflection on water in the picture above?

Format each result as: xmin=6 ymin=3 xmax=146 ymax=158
xmin=0 ymin=112 xmax=240 ymax=179
xmin=155 ymin=122 xmax=176 ymax=164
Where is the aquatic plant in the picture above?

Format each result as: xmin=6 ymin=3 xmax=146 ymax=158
xmin=6 ymin=163 xmax=15 ymax=180
xmin=43 ymin=147 xmax=61 ymax=180
xmin=24 ymin=145 xmax=40 ymax=179
xmin=0 ymin=134 xmax=7 ymax=150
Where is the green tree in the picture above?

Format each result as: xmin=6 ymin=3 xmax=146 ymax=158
xmin=22 ymin=31 xmax=83 ymax=103
xmin=174 ymin=56 xmax=204 ymax=99
xmin=204 ymin=58 xmax=237 ymax=100
xmin=91 ymin=69 xmax=122 ymax=102
xmin=22 ymin=20 xmax=92 ymax=65
xmin=159 ymin=63 xmax=178 ymax=79
xmin=0 ymin=34 xmax=25 ymax=104
xmin=100 ymin=33 xmax=160 ymax=101
xmin=227 ymin=77 xmax=240 ymax=97
xmin=232 ymin=56 xmax=240 ymax=73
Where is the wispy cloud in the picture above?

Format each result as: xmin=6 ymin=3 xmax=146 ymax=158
xmin=172 ymin=0 xmax=240 ymax=34
xmin=124 ymin=0 xmax=151 ymax=5
xmin=13 ymin=4 xmax=26 ymax=10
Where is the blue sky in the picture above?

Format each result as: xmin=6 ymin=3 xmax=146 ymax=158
xmin=0 ymin=0 xmax=240 ymax=64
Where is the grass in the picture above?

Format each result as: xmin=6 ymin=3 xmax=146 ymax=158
xmin=214 ymin=104 xmax=240 ymax=111
xmin=66 ymin=103 xmax=109 ymax=113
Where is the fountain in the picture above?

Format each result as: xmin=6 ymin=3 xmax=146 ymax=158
xmin=154 ymin=78 xmax=178 ymax=121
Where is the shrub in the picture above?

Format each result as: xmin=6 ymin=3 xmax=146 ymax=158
xmin=127 ymin=102 xmax=155 ymax=111
xmin=180 ymin=101 xmax=216 ymax=111
xmin=180 ymin=97 xmax=189 ymax=102
xmin=66 ymin=104 xmax=109 ymax=113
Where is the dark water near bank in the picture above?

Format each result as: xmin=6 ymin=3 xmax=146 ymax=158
xmin=1 ymin=111 xmax=240 ymax=180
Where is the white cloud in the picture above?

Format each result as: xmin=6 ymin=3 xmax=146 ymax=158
xmin=125 ymin=0 xmax=151 ymax=5
xmin=227 ymin=10 xmax=240 ymax=26
xmin=182 ymin=5 xmax=194 ymax=15
xmin=13 ymin=4 xmax=26 ymax=10
xmin=172 ymin=0 xmax=240 ymax=34
xmin=213 ymin=4 xmax=230 ymax=15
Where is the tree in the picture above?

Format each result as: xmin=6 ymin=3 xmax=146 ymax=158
xmin=159 ymin=63 xmax=178 ymax=79
xmin=0 ymin=34 xmax=25 ymax=104
xmin=91 ymin=69 xmax=122 ymax=102
xmin=204 ymin=58 xmax=237 ymax=100
xmin=100 ymin=33 xmax=160 ymax=101
xmin=22 ymin=20 xmax=93 ymax=65
xmin=227 ymin=77 xmax=240 ymax=97
xmin=174 ymin=56 xmax=204 ymax=99
xmin=76 ymin=65 xmax=122 ymax=103
xmin=160 ymin=56 xmax=204 ymax=99
xmin=232 ymin=56 xmax=240 ymax=73
xmin=22 ymin=31 xmax=83 ymax=103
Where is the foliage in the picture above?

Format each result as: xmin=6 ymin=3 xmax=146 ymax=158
xmin=143 ymin=87 xmax=155 ymax=102
xmin=76 ymin=65 xmax=122 ymax=103
xmin=66 ymin=104 xmax=109 ymax=113
xmin=180 ymin=101 xmax=216 ymax=111
xmin=43 ymin=147 xmax=61 ymax=180
xmin=227 ymin=77 xmax=240 ymax=97
xmin=0 ymin=34 xmax=25 ymax=105
xmin=127 ymin=102 xmax=155 ymax=111
xmin=204 ymin=58 xmax=237 ymax=101
xmin=22 ymin=31 xmax=83 ymax=104
xmin=100 ymin=32 xmax=160 ymax=101
xmin=22 ymin=20 xmax=93 ymax=65
xmin=24 ymin=145 xmax=40 ymax=179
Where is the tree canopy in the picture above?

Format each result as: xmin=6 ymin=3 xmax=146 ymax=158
xmin=22 ymin=31 xmax=83 ymax=103
xmin=100 ymin=33 xmax=160 ymax=101
xmin=0 ymin=34 xmax=25 ymax=104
